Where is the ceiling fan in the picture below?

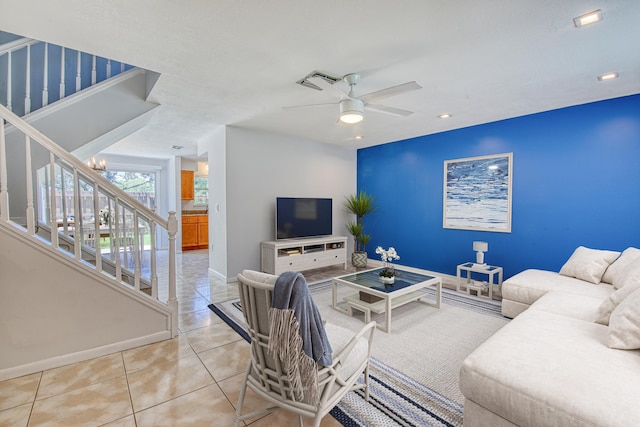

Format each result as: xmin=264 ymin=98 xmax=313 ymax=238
xmin=285 ymin=72 xmax=422 ymax=124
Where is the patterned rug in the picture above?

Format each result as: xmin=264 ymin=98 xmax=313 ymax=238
xmin=209 ymin=281 xmax=508 ymax=426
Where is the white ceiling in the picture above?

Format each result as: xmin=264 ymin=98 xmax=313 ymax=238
xmin=1 ymin=1 xmax=639 ymax=158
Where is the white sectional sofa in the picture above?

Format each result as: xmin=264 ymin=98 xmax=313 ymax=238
xmin=459 ymin=246 xmax=640 ymax=427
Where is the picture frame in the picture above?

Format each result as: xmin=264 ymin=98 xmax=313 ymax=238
xmin=443 ymin=152 xmax=513 ymax=233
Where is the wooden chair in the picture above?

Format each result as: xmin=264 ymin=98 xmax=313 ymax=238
xmin=234 ymin=270 xmax=375 ymax=427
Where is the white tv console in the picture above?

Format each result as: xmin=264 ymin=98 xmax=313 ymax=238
xmin=260 ymin=235 xmax=348 ymax=276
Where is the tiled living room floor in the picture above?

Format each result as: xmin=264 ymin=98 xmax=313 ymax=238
xmin=0 ymin=250 xmax=344 ymax=427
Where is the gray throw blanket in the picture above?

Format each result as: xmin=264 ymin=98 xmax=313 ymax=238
xmin=268 ymin=271 xmax=332 ymax=404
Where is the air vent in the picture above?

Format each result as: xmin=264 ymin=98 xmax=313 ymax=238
xmin=296 ymin=70 xmax=342 ymax=91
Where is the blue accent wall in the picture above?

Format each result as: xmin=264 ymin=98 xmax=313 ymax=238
xmin=358 ymin=94 xmax=640 ymax=279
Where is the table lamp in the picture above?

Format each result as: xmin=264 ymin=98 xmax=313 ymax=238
xmin=473 ymin=241 xmax=488 ymax=265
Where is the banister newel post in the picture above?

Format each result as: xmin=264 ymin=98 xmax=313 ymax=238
xmin=167 ymin=211 xmax=179 ymax=337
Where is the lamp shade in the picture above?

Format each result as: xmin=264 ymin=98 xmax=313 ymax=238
xmin=473 ymin=241 xmax=488 ymax=252
xmin=339 ymin=99 xmax=364 ymax=124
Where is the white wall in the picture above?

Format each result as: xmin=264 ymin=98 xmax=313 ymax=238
xmin=211 ymin=126 xmax=356 ymax=281
xmin=0 ymin=224 xmax=172 ymax=381
xmin=207 ymin=126 xmax=228 ymax=279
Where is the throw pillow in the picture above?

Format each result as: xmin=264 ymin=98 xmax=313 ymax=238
xmin=608 ymin=287 xmax=640 ymax=350
xmin=601 ymin=247 xmax=640 ymax=288
xmin=559 ymin=246 xmax=620 ymax=284
xmin=594 ymin=282 xmax=640 ymax=325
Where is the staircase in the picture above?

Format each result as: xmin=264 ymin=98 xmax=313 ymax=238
xmin=0 ymin=35 xmax=178 ymax=382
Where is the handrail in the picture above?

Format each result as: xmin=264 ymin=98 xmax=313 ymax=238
xmin=0 ymin=37 xmax=38 ymax=55
xmin=0 ymin=103 xmax=178 ymax=337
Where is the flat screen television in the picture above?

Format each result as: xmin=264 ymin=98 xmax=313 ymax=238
xmin=276 ymin=197 xmax=332 ymax=240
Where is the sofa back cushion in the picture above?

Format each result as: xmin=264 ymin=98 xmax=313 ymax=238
xmin=609 ymin=287 xmax=640 ymax=350
xmin=559 ymin=246 xmax=620 ymax=284
xmin=594 ymin=282 xmax=640 ymax=326
xmin=601 ymin=247 xmax=640 ymax=289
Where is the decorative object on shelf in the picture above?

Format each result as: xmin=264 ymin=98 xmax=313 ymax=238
xmin=473 ymin=241 xmax=488 ymax=268
xmin=344 ymin=191 xmax=377 ymax=268
xmin=87 ymin=157 xmax=106 ymax=171
xmin=376 ymin=246 xmax=400 ymax=284
xmin=443 ymin=153 xmax=513 ymax=232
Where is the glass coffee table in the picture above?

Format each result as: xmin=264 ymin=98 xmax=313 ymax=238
xmin=332 ymin=267 xmax=441 ymax=332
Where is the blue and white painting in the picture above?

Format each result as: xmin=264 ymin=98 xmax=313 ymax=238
xmin=443 ymin=153 xmax=513 ymax=232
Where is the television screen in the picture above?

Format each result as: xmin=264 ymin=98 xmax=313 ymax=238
xmin=276 ymin=197 xmax=332 ymax=240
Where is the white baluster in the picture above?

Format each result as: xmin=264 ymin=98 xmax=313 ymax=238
xmin=106 ymin=59 xmax=111 ymax=78
xmin=91 ymin=55 xmax=97 ymax=85
xmin=25 ymin=45 xmax=31 ymax=114
xmin=133 ymin=210 xmax=140 ymax=290
xmin=76 ymin=50 xmax=82 ymax=92
xmin=150 ymin=221 xmax=157 ymax=298
xmin=93 ymin=181 xmax=102 ymax=271
xmin=59 ymin=47 xmax=65 ymax=99
xmin=25 ymin=135 xmax=35 ymax=234
xmin=49 ymin=154 xmax=58 ymax=247
xmin=6 ymin=51 xmax=12 ymax=111
xmin=72 ymin=168 xmax=81 ymax=260
xmin=167 ymin=211 xmax=178 ymax=336
xmin=121 ymin=62 xmax=125 ymax=73
xmin=113 ymin=199 xmax=122 ymax=279
xmin=0 ymin=118 xmax=8 ymax=221
xmin=42 ymin=42 xmax=49 ymax=107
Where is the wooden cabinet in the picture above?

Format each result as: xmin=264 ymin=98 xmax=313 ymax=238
xmin=182 ymin=215 xmax=208 ymax=250
xmin=181 ymin=170 xmax=194 ymax=200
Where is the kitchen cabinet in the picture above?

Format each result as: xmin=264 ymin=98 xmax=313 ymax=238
xmin=181 ymin=170 xmax=194 ymax=200
xmin=182 ymin=214 xmax=208 ymax=250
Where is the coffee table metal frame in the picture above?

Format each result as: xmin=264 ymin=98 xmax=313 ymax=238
xmin=331 ymin=267 xmax=442 ymax=333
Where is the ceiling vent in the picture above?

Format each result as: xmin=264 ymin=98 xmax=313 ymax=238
xmin=296 ymin=70 xmax=342 ymax=91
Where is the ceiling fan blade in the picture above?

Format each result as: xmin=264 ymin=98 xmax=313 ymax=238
xmin=282 ymin=102 xmax=337 ymax=110
xmin=307 ymin=76 xmax=351 ymax=100
xmin=365 ymin=103 xmax=413 ymax=117
xmin=359 ymin=81 xmax=422 ymax=103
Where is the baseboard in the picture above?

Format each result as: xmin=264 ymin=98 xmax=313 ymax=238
xmin=0 ymin=330 xmax=171 ymax=382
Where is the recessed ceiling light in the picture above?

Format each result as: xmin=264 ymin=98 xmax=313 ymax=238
xmin=574 ymin=10 xmax=602 ymax=27
xmin=354 ymin=135 xmax=363 ymax=140
xmin=598 ymin=72 xmax=619 ymax=81
xmin=170 ymin=145 xmax=184 ymax=150
xmin=438 ymin=113 xmax=452 ymax=119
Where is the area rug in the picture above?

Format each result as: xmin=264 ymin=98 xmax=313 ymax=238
xmin=209 ymin=281 xmax=508 ymax=426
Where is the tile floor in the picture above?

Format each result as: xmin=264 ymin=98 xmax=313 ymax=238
xmin=0 ymin=250 xmax=343 ymax=427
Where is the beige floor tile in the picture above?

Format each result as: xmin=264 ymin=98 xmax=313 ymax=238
xmin=183 ymin=321 xmax=243 ymax=353
xmin=177 ymin=295 xmax=212 ymax=315
xmin=0 ymin=402 xmax=32 ymax=427
xmin=100 ymin=415 xmax=136 ymax=427
xmin=29 ymin=376 xmax=132 ymax=427
xmin=122 ymin=334 xmax=194 ymax=374
xmin=178 ymin=307 xmax=223 ymax=333
xmin=217 ymin=373 xmax=271 ymax=425
xmin=126 ymin=354 xmax=214 ymax=412
xmin=0 ymin=372 xmax=40 ymax=411
xmin=135 ymin=383 xmax=236 ymax=427
xmin=36 ymin=353 xmax=125 ymax=400
xmin=198 ymin=340 xmax=250 ymax=381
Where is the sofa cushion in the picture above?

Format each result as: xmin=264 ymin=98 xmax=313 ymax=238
xmin=609 ymin=287 xmax=640 ymax=350
xmin=594 ymin=282 xmax=640 ymax=326
xmin=559 ymin=246 xmax=620 ymax=284
xmin=529 ymin=291 xmax=603 ymax=321
xmin=460 ymin=308 xmax=640 ymax=427
xmin=502 ymin=269 xmax=613 ymax=307
xmin=601 ymin=247 xmax=640 ymax=288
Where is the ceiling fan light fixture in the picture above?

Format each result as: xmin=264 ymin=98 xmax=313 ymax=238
xmin=339 ymin=99 xmax=364 ymax=124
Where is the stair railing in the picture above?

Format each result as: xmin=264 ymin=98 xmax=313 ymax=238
xmin=0 ymin=36 xmax=132 ymax=117
xmin=0 ymin=104 xmax=178 ymax=336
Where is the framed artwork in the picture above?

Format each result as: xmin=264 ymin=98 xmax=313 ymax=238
xmin=443 ymin=152 xmax=513 ymax=232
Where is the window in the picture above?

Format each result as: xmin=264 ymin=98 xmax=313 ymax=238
xmin=102 ymin=170 xmax=156 ymax=210
xmin=194 ymin=176 xmax=208 ymax=206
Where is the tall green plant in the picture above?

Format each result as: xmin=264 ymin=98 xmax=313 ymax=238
xmin=344 ymin=191 xmax=377 ymax=252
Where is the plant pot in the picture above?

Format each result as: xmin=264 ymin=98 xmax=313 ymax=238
xmin=379 ymin=275 xmax=395 ymax=285
xmin=351 ymin=252 xmax=368 ymax=268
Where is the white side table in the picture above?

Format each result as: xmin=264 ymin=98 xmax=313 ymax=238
xmin=456 ymin=262 xmax=503 ymax=300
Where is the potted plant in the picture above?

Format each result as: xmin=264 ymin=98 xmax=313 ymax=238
xmin=376 ymin=246 xmax=400 ymax=284
xmin=344 ymin=191 xmax=377 ymax=268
